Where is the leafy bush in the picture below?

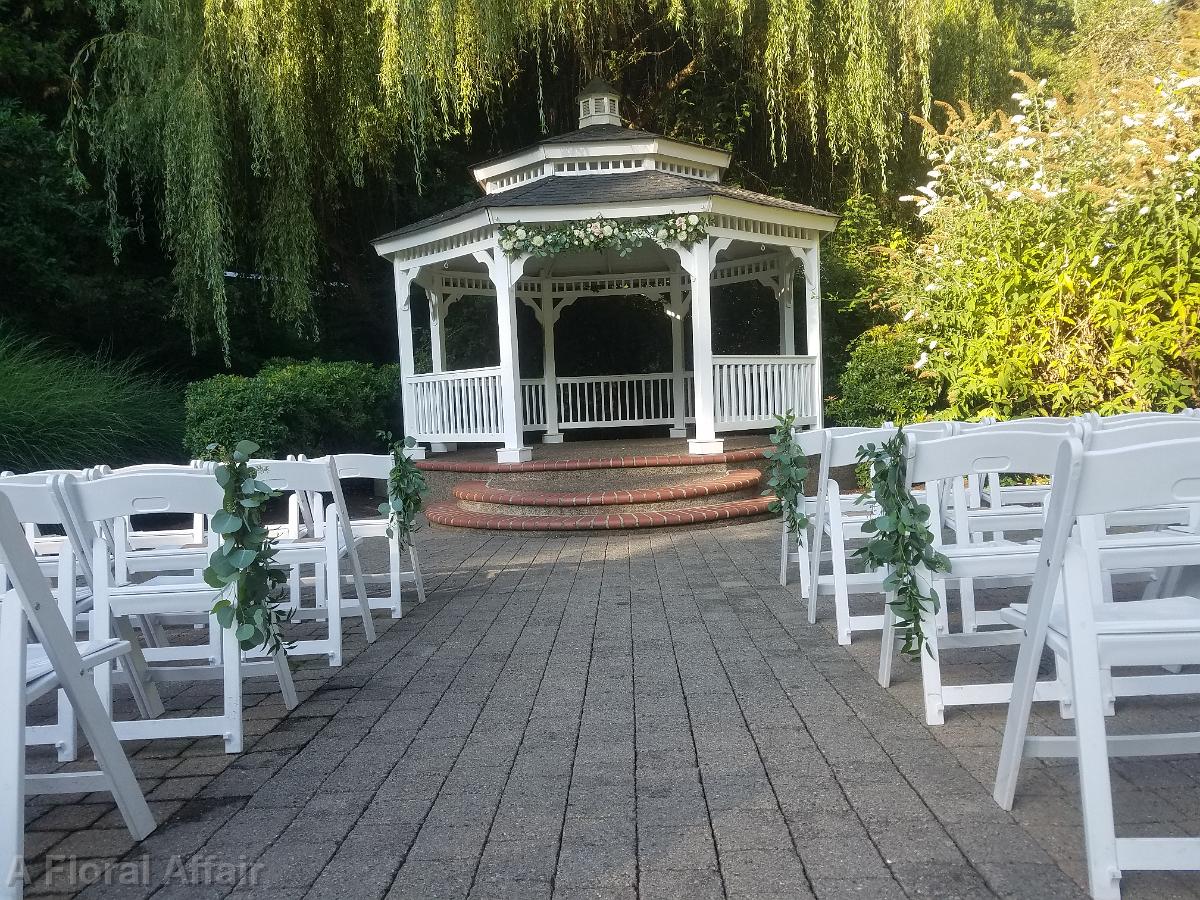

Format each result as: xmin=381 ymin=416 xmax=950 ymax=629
xmin=827 ymin=326 xmax=941 ymax=426
xmin=891 ymin=1 xmax=1200 ymax=418
xmin=185 ymin=360 xmax=400 ymax=458
xmin=0 ymin=328 xmax=184 ymax=472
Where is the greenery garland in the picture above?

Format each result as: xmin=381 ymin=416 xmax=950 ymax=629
xmin=203 ymin=440 xmax=294 ymax=655
xmin=853 ymin=428 xmax=950 ymax=659
xmin=763 ymin=411 xmax=809 ymax=534
xmin=499 ymin=215 xmax=708 ymax=258
xmin=378 ymin=432 xmax=428 ymax=548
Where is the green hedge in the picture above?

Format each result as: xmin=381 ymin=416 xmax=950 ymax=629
xmin=185 ymin=360 xmax=400 ymax=458
xmin=827 ymin=325 xmax=941 ymax=427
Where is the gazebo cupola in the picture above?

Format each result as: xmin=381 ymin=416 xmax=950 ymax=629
xmin=577 ymin=77 xmax=622 ymax=127
xmin=373 ymin=81 xmax=839 ymax=463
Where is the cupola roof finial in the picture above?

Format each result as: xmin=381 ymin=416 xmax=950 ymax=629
xmin=577 ymin=78 xmax=622 ymax=128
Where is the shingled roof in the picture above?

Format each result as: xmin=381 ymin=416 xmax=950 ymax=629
xmin=374 ymin=170 xmax=834 ymax=244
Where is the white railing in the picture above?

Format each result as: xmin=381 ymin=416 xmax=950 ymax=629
xmin=521 ymin=373 xmax=695 ymax=430
xmin=406 ymin=367 xmax=504 ymax=442
xmin=522 ymin=381 xmax=547 ymax=429
xmin=713 ymin=354 xmax=817 ymax=431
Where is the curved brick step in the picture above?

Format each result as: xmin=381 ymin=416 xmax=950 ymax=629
xmin=452 ymin=468 xmax=763 ymax=508
xmin=425 ymin=497 xmax=774 ymax=531
xmin=417 ymin=447 xmax=768 ymax=474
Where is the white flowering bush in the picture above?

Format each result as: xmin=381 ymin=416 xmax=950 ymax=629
xmin=893 ymin=66 xmax=1200 ymax=417
xmin=499 ymin=214 xmax=708 ymax=258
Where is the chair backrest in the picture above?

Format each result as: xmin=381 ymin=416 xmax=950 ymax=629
xmin=905 ymin=429 xmax=1066 ymax=486
xmin=56 ymin=470 xmax=224 ymax=526
xmin=248 ymin=458 xmax=336 ymax=493
xmin=1083 ymin=410 xmax=1180 ymax=430
xmin=0 ymin=478 xmax=67 ymax=529
xmin=826 ymin=422 xmax=953 ymax=469
xmin=330 ymin=454 xmax=393 ymax=483
xmin=1067 ymin=437 xmax=1200 ymax=518
xmin=1080 ymin=417 xmax=1200 ymax=451
xmin=960 ymin=418 xmax=1075 ymax=435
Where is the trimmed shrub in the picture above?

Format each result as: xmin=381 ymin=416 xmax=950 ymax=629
xmin=0 ymin=328 xmax=185 ymax=472
xmin=184 ymin=360 xmax=400 ymax=458
xmin=827 ymin=325 xmax=941 ymax=426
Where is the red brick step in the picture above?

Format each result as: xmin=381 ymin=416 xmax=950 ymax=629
xmin=452 ymin=468 xmax=762 ymax=508
xmin=425 ymin=497 xmax=774 ymax=531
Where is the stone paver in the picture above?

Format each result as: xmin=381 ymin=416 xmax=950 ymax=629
xmin=19 ymin=520 xmax=1200 ymax=898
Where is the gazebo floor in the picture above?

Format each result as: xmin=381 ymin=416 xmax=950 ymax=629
xmin=418 ymin=437 xmax=776 ymax=532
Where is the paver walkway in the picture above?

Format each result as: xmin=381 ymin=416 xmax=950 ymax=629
xmin=22 ymin=521 xmax=1200 ymax=899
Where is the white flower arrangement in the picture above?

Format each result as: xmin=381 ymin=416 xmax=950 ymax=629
xmin=499 ymin=214 xmax=710 ymax=259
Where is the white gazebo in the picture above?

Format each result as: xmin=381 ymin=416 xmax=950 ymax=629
xmin=373 ymin=79 xmax=839 ymax=463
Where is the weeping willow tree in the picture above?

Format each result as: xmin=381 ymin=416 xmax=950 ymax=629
xmin=69 ymin=0 xmax=1024 ymax=356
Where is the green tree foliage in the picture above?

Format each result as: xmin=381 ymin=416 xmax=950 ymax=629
xmin=69 ymin=0 xmax=1075 ymax=356
xmin=889 ymin=0 xmax=1200 ymax=418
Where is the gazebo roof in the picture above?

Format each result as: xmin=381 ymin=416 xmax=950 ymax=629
xmin=372 ymin=81 xmax=837 ymax=263
xmin=374 ymin=169 xmax=834 ymax=242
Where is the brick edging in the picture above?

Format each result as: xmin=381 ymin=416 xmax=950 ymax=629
xmin=424 ymin=497 xmax=774 ymax=530
xmin=416 ymin=447 xmax=769 ymax=474
xmin=451 ymin=468 xmax=763 ymax=507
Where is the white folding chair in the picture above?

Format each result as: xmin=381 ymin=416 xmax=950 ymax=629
xmin=877 ymin=429 xmax=1070 ymax=725
xmin=250 ymin=457 xmax=376 ymax=666
xmin=331 ymin=454 xmax=426 ymax=618
xmin=0 ymin=492 xmax=156 ymax=897
xmin=0 ymin=478 xmax=164 ymax=762
xmin=54 ymin=470 xmax=296 ymax=754
xmin=809 ymin=423 xmax=954 ymax=644
xmin=993 ymin=435 xmax=1200 ymax=899
xmin=778 ymin=428 xmax=828 ymax=597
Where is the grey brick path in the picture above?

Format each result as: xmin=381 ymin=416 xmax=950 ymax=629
xmin=20 ymin=521 xmax=1200 ymax=898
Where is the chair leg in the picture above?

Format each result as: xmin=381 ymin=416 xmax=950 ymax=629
xmin=779 ymin=525 xmax=789 ymax=587
xmin=389 ymin=538 xmax=403 ymax=617
xmin=1068 ymin=633 xmax=1122 ymax=900
xmin=995 ymin=571 xmax=1064 ymax=810
xmin=408 ymin=545 xmax=426 ymax=606
xmin=0 ymin=596 xmax=28 ymax=895
xmin=796 ymin=529 xmax=812 ymax=601
xmin=112 ymin=617 xmax=164 ymax=720
xmin=272 ymin=651 xmax=298 ymax=710
xmin=828 ymin=500 xmax=852 ymax=645
xmin=220 ymin=620 xmax=243 ymax=754
xmin=918 ymin=585 xmax=946 ymax=727
xmin=325 ymin=556 xmax=343 ymax=668
xmin=877 ymin=600 xmax=897 ymax=687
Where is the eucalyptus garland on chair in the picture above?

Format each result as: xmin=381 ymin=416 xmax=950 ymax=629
xmin=203 ymin=440 xmax=294 ymax=655
xmin=378 ymin=433 xmax=428 ymax=548
xmin=853 ymin=429 xmax=950 ymax=659
xmin=499 ymin=214 xmax=708 ymax=258
xmin=763 ymin=411 xmax=809 ymax=534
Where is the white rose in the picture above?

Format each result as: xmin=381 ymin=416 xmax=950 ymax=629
xmin=687 ymin=214 xmax=699 ymax=225
xmin=602 ymin=225 xmax=613 ymax=236
xmin=515 ymin=228 xmax=527 ymax=240
xmin=532 ymin=235 xmax=545 ymax=246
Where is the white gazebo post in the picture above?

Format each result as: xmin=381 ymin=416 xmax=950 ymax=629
xmin=776 ymin=253 xmax=797 ymax=356
xmin=677 ymin=236 xmax=729 ymax=455
xmin=474 ymin=246 xmax=533 ymax=463
xmin=424 ymin=286 xmax=456 ymax=453
xmin=539 ymin=287 xmax=563 ymax=443
xmin=801 ymin=243 xmax=823 ymax=428
xmin=393 ymin=262 xmax=419 ymax=441
xmin=667 ymin=281 xmax=689 ymax=439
